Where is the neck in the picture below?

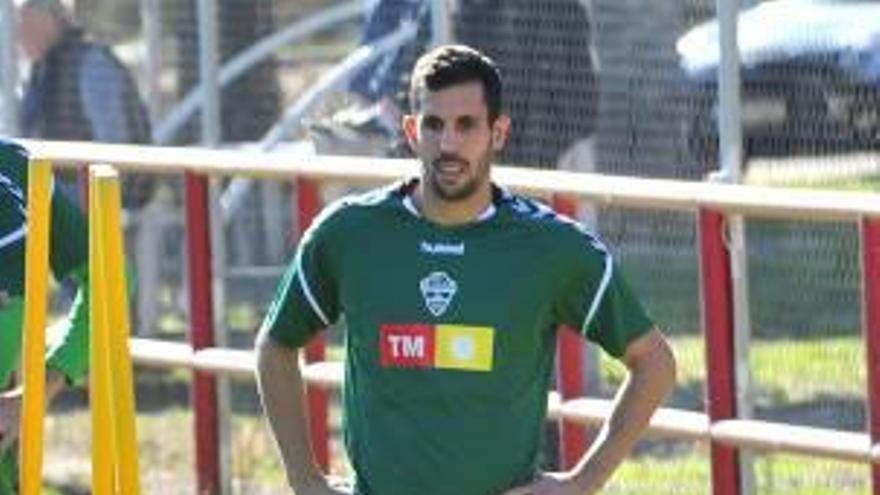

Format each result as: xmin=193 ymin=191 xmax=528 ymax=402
xmin=413 ymin=181 xmax=493 ymax=226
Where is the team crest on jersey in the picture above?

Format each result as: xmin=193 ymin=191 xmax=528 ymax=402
xmin=420 ymin=271 xmax=457 ymax=317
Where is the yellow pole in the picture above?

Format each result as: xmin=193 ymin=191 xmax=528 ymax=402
xmin=19 ymin=159 xmax=52 ymax=495
xmin=89 ymin=165 xmax=115 ymax=494
xmin=99 ymin=168 xmax=141 ymax=494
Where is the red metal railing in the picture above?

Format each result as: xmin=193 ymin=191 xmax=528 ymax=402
xmin=184 ymin=173 xmax=220 ymax=494
xmin=296 ymin=178 xmax=330 ymax=472
xmin=552 ymin=195 xmax=591 ymax=468
xmin=862 ymin=219 xmax=880 ymax=493
xmin=698 ymin=209 xmax=741 ymax=495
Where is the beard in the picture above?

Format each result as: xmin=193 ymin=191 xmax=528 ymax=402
xmin=426 ymin=146 xmax=493 ymax=202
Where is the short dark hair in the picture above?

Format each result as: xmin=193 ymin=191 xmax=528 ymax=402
xmin=409 ymin=44 xmax=503 ymax=122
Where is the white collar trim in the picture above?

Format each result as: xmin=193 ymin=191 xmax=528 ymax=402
xmin=402 ymin=195 xmax=496 ymax=223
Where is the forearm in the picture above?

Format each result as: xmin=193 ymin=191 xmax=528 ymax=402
xmin=45 ymin=369 xmax=67 ymax=402
xmin=45 ymin=279 xmax=89 ymax=384
xmin=255 ymin=333 xmax=323 ymax=491
xmin=2 ymin=369 xmax=65 ymax=398
xmin=571 ymin=335 xmax=676 ymax=493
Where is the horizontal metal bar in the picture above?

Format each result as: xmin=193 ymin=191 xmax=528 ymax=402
xmin=128 ymin=339 xmax=880 ymax=464
xmin=24 ymin=141 xmax=880 ymax=221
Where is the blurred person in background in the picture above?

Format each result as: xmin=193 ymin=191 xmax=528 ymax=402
xmin=18 ymin=0 xmax=148 ymax=145
xmin=17 ymin=0 xmax=154 ymax=210
xmin=0 ymin=139 xmax=90 ymax=495
xmin=311 ymin=0 xmax=427 ymax=157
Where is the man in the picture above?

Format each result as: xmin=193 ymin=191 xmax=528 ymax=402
xmin=0 ymin=139 xmax=90 ymax=495
xmin=255 ymin=45 xmax=676 ymax=495
xmin=18 ymin=0 xmax=153 ymax=209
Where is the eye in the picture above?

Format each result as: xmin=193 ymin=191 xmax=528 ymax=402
xmin=422 ymin=116 xmax=443 ymax=132
xmin=457 ymin=117 xmax=476 ymax=132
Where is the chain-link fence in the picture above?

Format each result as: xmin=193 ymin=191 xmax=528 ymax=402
xmin=5 ymin=0 xmax=878 ymax=492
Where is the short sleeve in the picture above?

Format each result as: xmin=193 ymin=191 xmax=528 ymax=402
xmin=260 ymin=208 xmax=341 ymax=348
xmin=0 ymin=140 xmax=87 ymax=283
xmin=555 ymin=233 xmax=653 ymax=358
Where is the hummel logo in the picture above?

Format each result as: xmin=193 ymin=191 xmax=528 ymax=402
xmin=420 ymin=241 xmax=465 ymax=256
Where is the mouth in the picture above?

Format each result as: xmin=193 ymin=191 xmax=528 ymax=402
xmin=433 ymin=159 xmax=468 ymax=177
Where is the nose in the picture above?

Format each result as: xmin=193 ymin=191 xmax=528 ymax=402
xmin=439 ymin=127 xmax=461 ymax=153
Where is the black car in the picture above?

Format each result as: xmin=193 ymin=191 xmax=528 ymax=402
xmin=676 ymin=0 xmax=880 ymax=173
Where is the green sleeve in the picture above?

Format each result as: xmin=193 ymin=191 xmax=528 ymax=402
xmin=262 ymin=206 xmax=342 ymax=349
xmin=0 ymin=299 xmax=24 ymax=387
xmin=555 ymin=236 xmax=654 ymax=359
xmin=43 ymin=167 xmax=89 ymax=383
xmin=0 ymin=140 xmax=91 ymax=383
xmin=0 ymin=140 xmax=87 ymax=290
xmin=0 ymin=140 xmax=30 ymax=296
xmin=45 ymin=265 xmax=90 ymax=384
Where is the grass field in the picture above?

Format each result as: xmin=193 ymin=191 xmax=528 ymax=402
xmin=607 ymin=450 xmax=869 ymax=494
xmin=602 ymin=335 xmax=867 ymax=401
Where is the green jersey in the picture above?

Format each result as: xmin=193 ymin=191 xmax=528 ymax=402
xmin=0 ymin=139 xmax=89 ymax=385
xmin=264 ymin=179 xmax=653 ymax=495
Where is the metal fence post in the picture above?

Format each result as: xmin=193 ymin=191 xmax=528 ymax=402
xmin=140 ymin=0 xmax=163 ymax=127
xmin=429 ymin=0 xmax=453 ymax=47
xmin=861 ymin=218 xmax=880 ymax=493
xmin=0 ymin=0 xmax=18 ymax=136
xmin=552 ymin=195 xmax=596 ymax=468
xmin=698 ymin=209 xmax=741 ymax=495
xmin=296 ymin=178 xmax=330 ymax=471
xmin=185 ymin=173 xmax=220 ymax=494
xmin=713 ymin=0 xmax=754 ymax=484
xmin=194 ymin=1 xmax=227 ymax=492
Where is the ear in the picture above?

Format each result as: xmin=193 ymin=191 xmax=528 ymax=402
xmin=403 ymin=114 xmax=419 ymax=150
xmin=491 ymin=114 xmax=511 ymax=152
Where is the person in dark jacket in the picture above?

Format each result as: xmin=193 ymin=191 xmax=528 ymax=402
xmin=18 ymin=0 xmax=154 ymax=209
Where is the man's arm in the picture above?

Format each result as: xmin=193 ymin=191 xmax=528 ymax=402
xmin=505 ymin=327 xmax=676 ymax=495
xmin=0 ymin=369 xmax=67 ymax=452
xmin=254 ymin=329 xmax=348 ymax=495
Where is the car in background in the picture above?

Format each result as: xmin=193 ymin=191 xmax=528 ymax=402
xmin=676 ymin=0 xmax=880 ymax=174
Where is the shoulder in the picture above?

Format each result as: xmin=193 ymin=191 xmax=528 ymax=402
xmin=498 ymin=188 xmax=608 ymax=255
xmin=306 ymin=181 xmax=406 ymax=238
xmin=79 ymin=44 xmax=126 ymax=77
xmin=0 ymin=139 xmax=29 ymax=162
xmin=496 ymin=189 xmax=599 ymax=242
xmin=0 ymin=139 xmax=30 ymax=181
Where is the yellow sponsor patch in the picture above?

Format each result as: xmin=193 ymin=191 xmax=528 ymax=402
xmin=434 ymin=325 xmax=494 ymax=372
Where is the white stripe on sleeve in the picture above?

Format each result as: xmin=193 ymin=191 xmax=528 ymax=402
xmin=295 ymin=250 xmax=331 ymax=326
xmin=581 ymin=252 xmax=613 ymax=334
xmin=0 ymin=225 xmax=26 ymax=250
